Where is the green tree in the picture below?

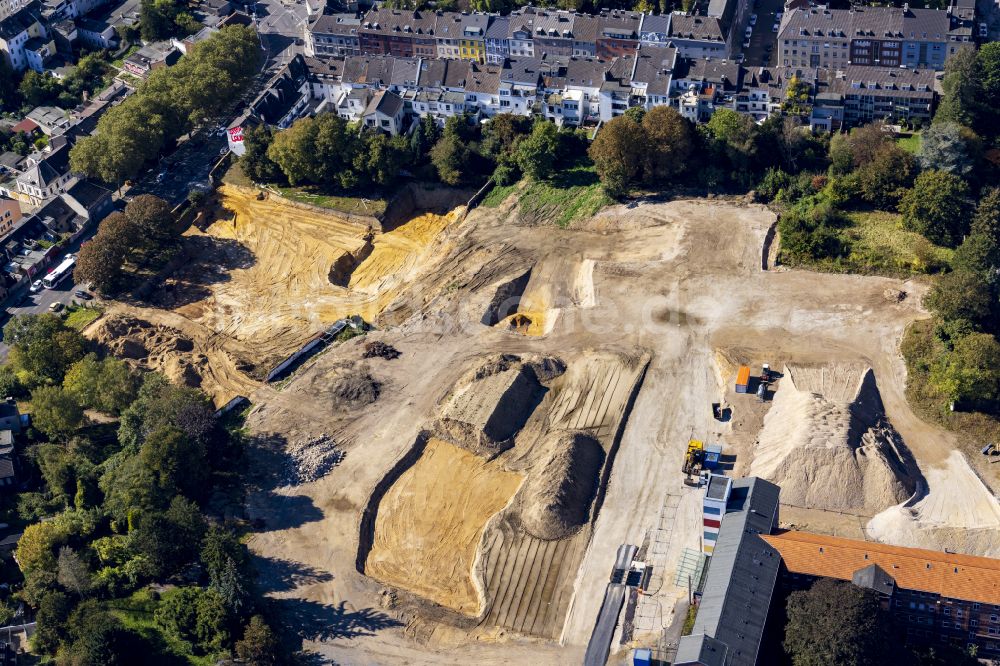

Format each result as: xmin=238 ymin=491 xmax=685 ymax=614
xmin=978 ymin=43 xmax=1000 ymax=135
xmin=854 ymin=143 xmax=917 ymax=210
xmin=430 ymin=133 xmax=477 ymax=186
xmin=240 ymin=124 xmax=283 ymax=184
xmin=925 ymin=270 xmax=994 ymax=329
xmin=828 ymin=122 xmax=892 ymax=174
xmin=0 ymin=365 xmax=26 ymax=399
xmin=931 ymin=333 xmax=1000 ymax=403
xmin=360 ymin=132 xmax=409 ymax=186
xmin=900 ymin=170 xmax=973 ymax=247
xmin=32 ymin=590 xmax=73 ymax=654
xmin=4 ymin=314 xmax=87 ymax=386
xmin=640 ymin=106 xmax=695 ymax=183
xmin=516 ymin=120 xmax=560 ymax=181
xmin=130 ymin=497 xmax=206 ymax=576
xmin=155 ymin=586 xmax=231 ymax=654
xmin=139 ymin=426 xmax=208 ymax=498
xmin=917 ymin=122 xmax=980 ymax=177
xmin=589 ymin=115 xmax=646 ymax=198
xmin=235 ymin=615 xmax=278 ymax=666
xmin=30 ymin=385 xmax=85 ymax=439
xmin=783 ymin=578 xmax=891 ymax=666
xmin=57 ymin=546 xmax=93 ymax=597
xmin=74 ymin=217 xmax=129 ymax=294
xmin=65 ymin=601 xmax=144 ymax=665
xmin=782 ymin=75 xmax=811 ymax=116
xmin=935 ymin=45 xmax=981 ymax=127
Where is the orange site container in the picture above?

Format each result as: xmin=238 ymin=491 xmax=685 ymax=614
xmin=735 ymin=366 xmax=751 ymax=393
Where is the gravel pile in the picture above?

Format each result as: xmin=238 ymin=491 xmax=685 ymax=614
xmin=285 ymin=434 xmax=346 ymax=484
xmin=363 ymin=341 xmax=401 ymax=360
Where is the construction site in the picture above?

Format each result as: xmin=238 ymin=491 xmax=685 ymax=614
xmin=80 ymin=180 xmax=1000 ymax=663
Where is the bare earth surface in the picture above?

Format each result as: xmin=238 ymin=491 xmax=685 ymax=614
xmin=87 ymin=186 xmax=1000 ymax=663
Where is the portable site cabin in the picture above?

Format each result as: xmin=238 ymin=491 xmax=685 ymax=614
xmin=735 ymin=366 xmax=751 ymax=393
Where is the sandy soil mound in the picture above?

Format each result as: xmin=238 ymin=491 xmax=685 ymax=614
xmin=519 ymin=432 xmax=605 ymax=540
xmin=330 ymin=366 xmax=381 ymax=408
xmin=365 ymin=438 xmax=524 ymax=615
xmin=750 ymin=364 xmax=915 ymax=515
xmin=436 ymin=355 xmax=561 ymax=458
xmin=868 ymin=451 xmax=1000 ymax=557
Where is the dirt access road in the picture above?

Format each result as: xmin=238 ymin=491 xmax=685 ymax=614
xmin=231 ymin=188 xmax=998 ymax=664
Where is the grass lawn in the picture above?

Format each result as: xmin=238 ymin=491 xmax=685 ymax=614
xmin=481 ymin=163 xmax=613 ymax=228
xmin=791 ymin=210 xmax=953 ymax=277
xmin=896 ymin=132 xmax=921 ymax=154
xmin=222 ymin=162 xmax=254 ymax=188
xmin=63 ymin=305 xmax=102 ymax=331
xmin=106 ymin=589 xmax=215 ymax=666
xmin=275 ymin=186 xmax=387 ymax=216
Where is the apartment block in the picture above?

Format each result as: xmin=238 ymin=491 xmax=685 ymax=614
xmin=765 ymin=531 xmax=1000 ymax=661
xmin=777 ymin=5 xmax=957 ymax=70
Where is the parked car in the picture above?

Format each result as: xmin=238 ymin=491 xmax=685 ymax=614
xmin=155 ymin=172 xmax=166 ymax=184
xmin=48 ymin=302 xmax=63 ymax=313
xmin=980 ymin=22 xmax=989 ymax=37
xmin=743 ymin=39 xmax=751 ymax=48
xmin=775 ymin=11 xmax=783 ymax=19
xmin=73 ymin=290 xmax=93 ymax=300
xmin=745 ymin=26 xmax=753 ymax=38
xmin=219 ymin=147 xmax=229 ymax=156
xmin=750 ymin=13 xmax=757 ymax=25
xmin=772 ymin=22 xmax=779 ymax=31
xmin=29 ymin=280 xmax=43 ymax=293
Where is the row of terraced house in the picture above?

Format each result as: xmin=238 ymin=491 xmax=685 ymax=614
xmin=227 ymin=45 xmax=939 ymax=155
xmin=283 ymin=2 xmax=992 ymax=138
xmin=305 ymin=3 xmax=977 ymax=69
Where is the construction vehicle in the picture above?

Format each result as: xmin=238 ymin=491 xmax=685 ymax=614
xmin=682 ymin=439 xmax=706 ymax=481
xmin=712 ymin=402 xmax=723 ymax=420
xmin=761 ymin=363 xmax=772 ymax=382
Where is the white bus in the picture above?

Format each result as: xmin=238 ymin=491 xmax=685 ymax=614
xmin=42 ymin=255 xmax=75 ymax=289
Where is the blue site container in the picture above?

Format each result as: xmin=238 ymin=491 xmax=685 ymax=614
xmin=633 ymin=647 xmax=652 ymax=666
xmin=704 ymin=443 xmax=723 ymax=469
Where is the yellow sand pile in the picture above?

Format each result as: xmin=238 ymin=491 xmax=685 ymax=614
xmin=365 ymin=438 xmax=523 ymax=614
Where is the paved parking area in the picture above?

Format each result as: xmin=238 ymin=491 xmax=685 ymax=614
xmin=741 ymin=0 xmax=785 ymax=67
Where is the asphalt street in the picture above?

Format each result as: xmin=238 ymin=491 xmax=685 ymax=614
xmin=740 ymin=0 xmax=784 ymax=67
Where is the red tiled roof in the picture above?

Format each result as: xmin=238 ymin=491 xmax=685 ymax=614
xmin=11 ymin=119 xmax=38 ymax=134
xmin=764 ymin=530 xmax=1000 ymax=605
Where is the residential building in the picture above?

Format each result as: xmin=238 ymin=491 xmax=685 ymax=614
xmin=15 ymin=142 xmax=73 ymax=205
xmin=122 ymin=41 xmax=181 ymax=78
xmin=25 ymin=105 xmax=70 ymax=135
xmin=0 ymin=1 xmax=47 ymax=71
xmin=0 ymin=430 xmax=17 ymax=490
xmin=668 ymin=14 xmax=728 ymax=59
xmin=628 ymin=44 xmax=677 ymax=109
xmin=484 ymin=14 xmax=509 ymax=64
xmin=0 ymin=198 xmax=22 ymax=240
xmin=227 ymin=55 xmax=312 ymax=155
xmin=638 ymin=12 xmax=670 ymax=46
xmin=305 ymin=13 xmax=361 ymax=58
xmin=777 ymin=5 xmax=953 ymax=71
xmin=508 ymin=15 xmax=535 ymax=58
xmin=524 ymin=7 xmax=576 ymax=57
xmin=837 ymin=65 xmax=934 ymax=125
xmin=675 ymin=478 xmax=782 ymax=666
xmin=764 ymin=530 xmax=1000 ymax=661
xmin=458 ymin=13 xmax=488 ymax=61
xmin=595 ymin=9 xmax=641 ymax=60
xmin=171 ymin=25 xmax=217 ymax=54
xmin=359 ymin=8 xmax=437 ymax=58
xmin=362 ymin=89 xmax=405 ymax=133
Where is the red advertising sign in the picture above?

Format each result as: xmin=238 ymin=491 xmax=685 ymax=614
xmin=228 ymin=126 xmax=244 ymax=142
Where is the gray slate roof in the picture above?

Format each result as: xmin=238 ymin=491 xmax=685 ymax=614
xmin=677 ymin=477 xmax=781 ymax=666
xmin=779 ymin=5 xmax=949 ymax=41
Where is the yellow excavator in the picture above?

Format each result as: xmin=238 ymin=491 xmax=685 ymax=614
xmin=682 ymin=439 xmax=706 ymax=480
